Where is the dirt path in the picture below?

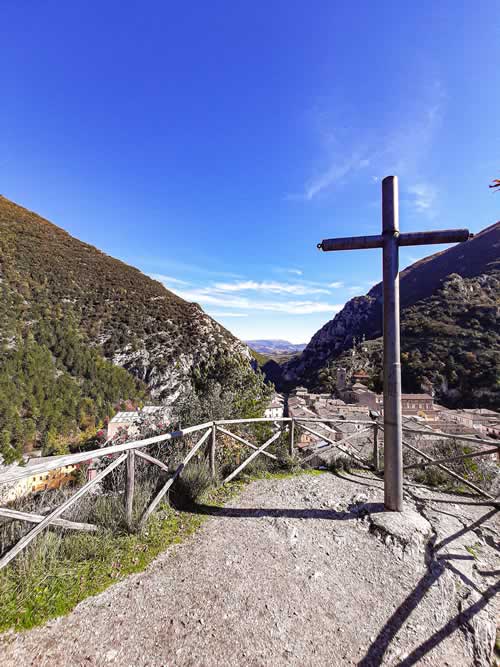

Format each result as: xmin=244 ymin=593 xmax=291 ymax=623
xmin=1 ymin=472 xmax=498 ymax=666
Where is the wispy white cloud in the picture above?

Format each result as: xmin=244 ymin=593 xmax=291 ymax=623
xmin=272 ymin=266 xmax=303 ymax=276
xmin=213 ymin=280 xmax=330 ymax=296
xmin=166 ymin=285 xmax=341 ymax=315
xmin=328 ymin=281 xmax=344 ymax=288
xmin=140 ymin=259 xmax=243 ymax=280
xmin=151 ymin=272 xmax=345 ymax=316
xmin=295 ymin=80 xmax=445 ymax=203
xmin=303 ymin=153 xmax=370 ymax=201
xmin=364 ymin=82 xmax=445 ymax=189
xmin=406 ymin=182 xmax=438 ymax=217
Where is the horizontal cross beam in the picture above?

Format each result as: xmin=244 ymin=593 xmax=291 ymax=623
xmin=317 ymin=229 xmax=471 ymax=252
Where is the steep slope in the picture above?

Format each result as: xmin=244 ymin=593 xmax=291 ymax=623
xmin=282 ymin=222 xmax=500 ymax=407
xmin=0 ymin=196 xmax=269 ymax=460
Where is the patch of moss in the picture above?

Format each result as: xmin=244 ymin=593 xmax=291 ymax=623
xmin=464 ymin=543 xmax=481 ymax=560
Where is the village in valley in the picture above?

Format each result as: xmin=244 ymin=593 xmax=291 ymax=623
xmin=1 ymin=356 xmax=498 ymax=517
xmin=2 ymin=361 xmax=499 ymax=505
xmin=263 ymin=369 xmax=499 ymax=466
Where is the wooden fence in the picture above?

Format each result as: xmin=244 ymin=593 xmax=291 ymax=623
xmin=0 ymin=416 xmax=498 ymax=570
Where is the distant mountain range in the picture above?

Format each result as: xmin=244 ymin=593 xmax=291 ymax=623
xmin=245 ymin=340 xmax=307 ymax=355
xmin=276 ymin=222 xmax=500 ymax=409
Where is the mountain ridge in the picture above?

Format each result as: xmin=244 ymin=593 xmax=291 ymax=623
xmin=245 ymin=339 xmax=306 ymax=355
xmin=0 ymin=195 xmax=270 ymax=460
xmin=280 ymin=222 xmax=500 ymax=407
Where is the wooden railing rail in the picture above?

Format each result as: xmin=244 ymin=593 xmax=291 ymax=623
xmin=0 ymin=508 xmax=98 ymax=532
xmin=223 ymin=430 xmax=282 ymax=484
xmin=378 ymin=424 xmax=498 ymax=501
xmin=289 ymin=418 xmax=376 ymax=426
xmin=0 ymin=425 xmax=216 ymax=570
xmin=0 ymin=418 xmax=292 ymax=570
xmin=403 ymin=447 xmax=499 ymax=471
xmin=401 ymin=425 xmax=500 ymax=448
xmin=139 ymin=427 xmax=212 ymax=528
xmin=0 ymin=422 xmax=213 ymax=485
xmin=298 ymin=423 xmax=373 ymax=465
xmin=215 ymin=426 xmax=278 ymax=461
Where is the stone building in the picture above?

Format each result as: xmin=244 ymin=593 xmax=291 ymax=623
xmin=336 ymin=368 xmax=434 ymax=416
xmin=0 ymin=457 xmax=78 ymax=503
xmin=264 ymin=393 xmax=284 ymax=419
xmin=107 ymin=405 xmax=169 ymax=438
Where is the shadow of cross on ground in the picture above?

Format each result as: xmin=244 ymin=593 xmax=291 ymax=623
xmin=187 ymin=501 xmax=385 ymax=522
xmin=188 ymin=475 xmax=499 ymax=666
xmin=0 ymin=471 xmax=497 ymax=666
xmin=358 ymin=499 xmax=499 ymax=666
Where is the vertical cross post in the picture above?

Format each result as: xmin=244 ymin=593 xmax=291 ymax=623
xmin=317 ymin=175 xmax=471 ymax=511
xmin=382 ymin=176 xmax=403 ymax=510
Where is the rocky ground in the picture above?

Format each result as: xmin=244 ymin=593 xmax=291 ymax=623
xmin=0 ymin=471 xmax=498 ymax=666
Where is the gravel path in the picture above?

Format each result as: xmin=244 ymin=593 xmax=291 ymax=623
xmin=1 ymin=472 xmax=498 ymax=666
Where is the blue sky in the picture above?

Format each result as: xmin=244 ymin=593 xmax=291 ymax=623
xmin=1 ymin=2 xmax=498 ymax=343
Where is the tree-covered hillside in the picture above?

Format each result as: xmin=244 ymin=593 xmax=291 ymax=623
xmin=400 ymin=271 xmax=499 ymax=407
xmin=314 ymin=271 xmax=500 ymax=409
xmin=0 ymin=196 xmax=270 ymax=462
xmin=0 ymin=313 xmax=147 ymax=463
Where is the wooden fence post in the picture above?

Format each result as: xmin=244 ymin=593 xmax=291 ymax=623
xmin=125 ymin=450 xmax=135 ymax=528
xmin=373 ymin=423 xmax=379 ymax=472
xmin=289 ymin=418 xmax=295 ymax=457
xmin=210 ymin=422 xmax=216 ymax=477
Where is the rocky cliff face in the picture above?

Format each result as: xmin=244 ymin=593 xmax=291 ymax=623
xmin=282 ymin=294 xmax=380 ymax=385
xmin=111 ymin=303 xmax=253 ymax=402
xmin=282 ymin=222 xmax=500 ymax=392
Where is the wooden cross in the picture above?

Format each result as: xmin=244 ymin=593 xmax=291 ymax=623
xmin=317 ymin=176 xmax=471 ymax=511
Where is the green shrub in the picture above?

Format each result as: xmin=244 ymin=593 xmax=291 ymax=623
xmin=238 ymin=454 xmax=272 ymax=478
xmin=407 ymin=438 xmax=498 ymax=492
xmin=172 ymin=460 xmax=215 ymax=506
xmin=414 ymin=466 xmax=449 ymax=487
xmin=328 ymin=455 xmax=352 ymax=474
xmin=278 ymin=454 xmax=304 ymax=473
